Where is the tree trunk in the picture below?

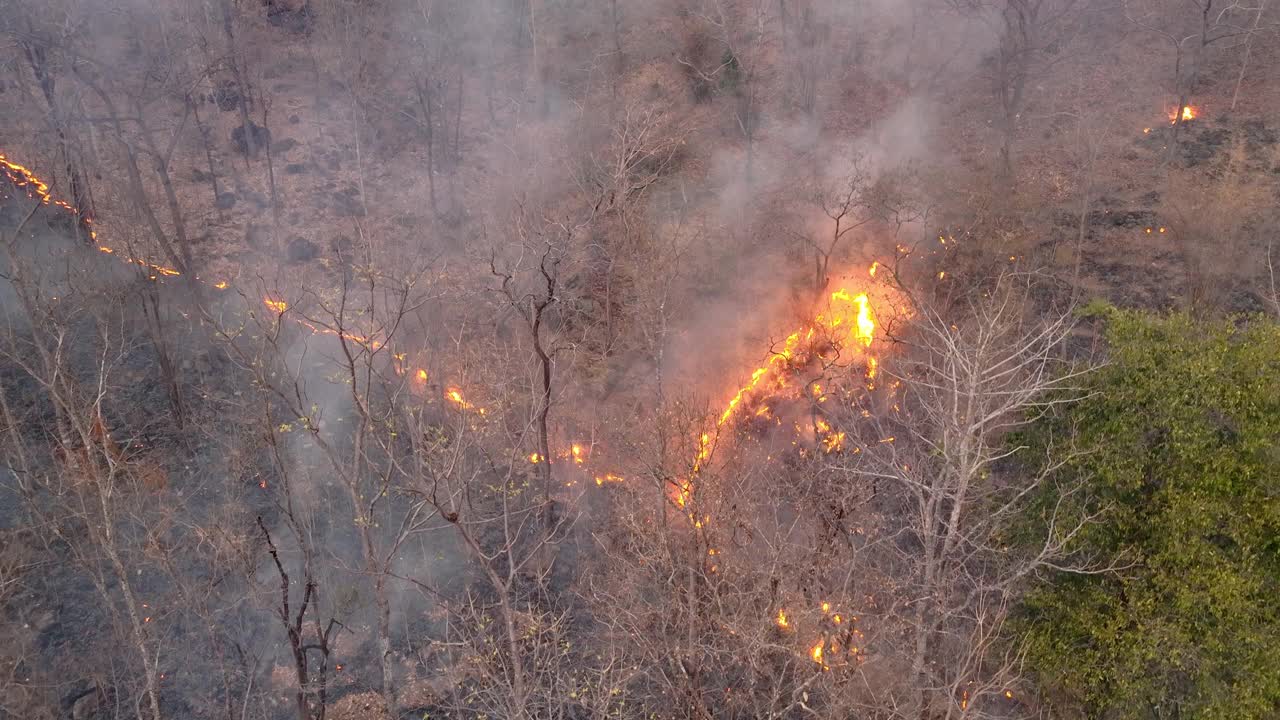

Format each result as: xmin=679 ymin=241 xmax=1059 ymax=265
xmin=221 ymin=0 xmax=258 ymax=161
xmin=22 ymin=37 xmax=94 ymax=240
xmin=374 ymin=573 xmax=396 ymax=718
xmin=416 ymin=80 xmax=439 ymax=217
xmin=532 ymin=322 xmax=555 ymax=539
xmin=190 ymin=98 xmax=223 ymax=207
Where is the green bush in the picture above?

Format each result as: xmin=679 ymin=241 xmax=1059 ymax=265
xmin=1018 ymin=310 xmax=1280 ymax=719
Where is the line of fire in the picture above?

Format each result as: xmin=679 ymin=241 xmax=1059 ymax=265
xmin=1 ymin=90 xmax=1198 ymax=709
xmin=3 ymin=144 xmax=906 ymax=668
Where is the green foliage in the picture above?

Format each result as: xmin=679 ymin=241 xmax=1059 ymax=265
xmin=1019 ymin=310 xmax=1280 ymax=719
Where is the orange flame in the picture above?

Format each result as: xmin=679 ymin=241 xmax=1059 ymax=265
xmin=671 ymin=278 xmax=883 ymax=509
xmin=2 ymin=153 xmax=60 ymax=209
xmin=7 ymin=150 xmax=903 ymax=541
xmin=445 ymin=387 xmax=484 ymax=414
xmin=713 ymin=286 xmax=877 ymax=432
xmin=3 ymin=150 xmax=393 ymax=352
xmin=669 ymin=476 xmax=695 ymax=509
xmin=776 ymin=609 xmax=789 ymax=628
xmin=822 ymin=431 xmax=845 ymax=453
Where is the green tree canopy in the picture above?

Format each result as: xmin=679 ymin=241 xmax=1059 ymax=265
xmin=1019 ymin=309 xmax=1280 ymax=720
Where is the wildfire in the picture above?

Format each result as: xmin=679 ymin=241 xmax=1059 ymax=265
xmin=1174 ymin=105 xmax=1196 ymax=122
xmin=671 ymin=477 xmax=694 ymax=508
xmin=670 ymin=278 xmax=886 ymax=516
xmin=4 ymin=152 xmax=910 ymax=582
xmin=139 ymin=260 xmax=181 ymax=277
xmin=0 ymin=152 xmax=84 ymax=220
xmin=445 ymin=388 xmax=479 ymax=412
xmin=10 ymin=151 xmax=911 ymax=683
xmin=3 ymin=149 xmax=410 ymax=356
xmin=713 ymin=287 xmax=877 ymax=432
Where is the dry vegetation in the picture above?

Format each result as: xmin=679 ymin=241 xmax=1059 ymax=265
xmin=1 ymin=0 xmax=1278 ymax=719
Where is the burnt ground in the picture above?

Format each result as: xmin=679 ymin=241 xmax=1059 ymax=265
xmin=3 ymin=4 xmax=1280 ymax=718
xmin=1028 ymin=116 xmax=1280 ymax=313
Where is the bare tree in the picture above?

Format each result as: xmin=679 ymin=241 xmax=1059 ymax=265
xmin=677 ymin=0 xmax=773 ymax=180
xmin=1123 ymin=0 xmax=1276 ymax=153
xmin=0 ymin=231 xmax=168 ymax=720
xmin=846 ymin=271 xmax=1101 ymax=719
xmin=950 ymin=0 xmax=1085 ymax=181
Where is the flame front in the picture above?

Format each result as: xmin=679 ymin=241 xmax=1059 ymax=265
xmin=445 ymin=388 xmax=478 ymax=412
xmin=714 ymin=287 xmax=877 ymax=431
xmin=5 ymin=148 xmax=905 ymax=553
xmin=8 ymin=147 xmax=910 ymax=682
